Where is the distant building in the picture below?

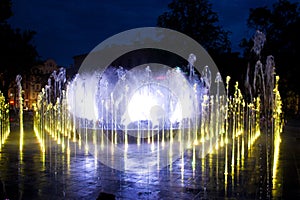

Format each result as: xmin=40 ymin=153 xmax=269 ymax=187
xmin=8 ymin=59 xmax=60 ymax=110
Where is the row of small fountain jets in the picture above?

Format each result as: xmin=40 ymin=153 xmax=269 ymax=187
xmin=31 ymin=57 xmax=282 ymax=157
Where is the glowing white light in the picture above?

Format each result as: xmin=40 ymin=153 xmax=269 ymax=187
xmin=127 ymin=84 xmax=182 ymax=125
xmin=127 ymin=91 xmax=157 ymax=122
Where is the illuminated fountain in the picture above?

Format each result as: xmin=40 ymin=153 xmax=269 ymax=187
xmin=36 ymin=57 xmax=216 ymax=171
xmin=33 ymin=29 xmax=283 ymax=199
xmin=0 ymin=91 xmax=10 ymax=151
xmin=16 ymin=74 xmax=24 ymax=152
xmin=34 ymin=58 xmax=264 ymax=174
xmin=33 ymin=51 xmax=226 ymax=172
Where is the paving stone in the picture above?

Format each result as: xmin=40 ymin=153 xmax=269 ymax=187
xmin=1 ymin=120 xmax=300 ymax=199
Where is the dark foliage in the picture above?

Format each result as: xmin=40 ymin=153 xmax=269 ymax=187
xmin=157 ymin=0 xmax=231 ymax=55
xmin=0 ymin=0 xmax=39 ymax=99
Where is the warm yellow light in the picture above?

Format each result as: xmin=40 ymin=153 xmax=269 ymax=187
xmin=193 ymin=140 xmax=199 ymax=145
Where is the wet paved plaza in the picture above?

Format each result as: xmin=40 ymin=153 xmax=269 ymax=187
xmin=0 ymin=118 xmax=299 ymax=199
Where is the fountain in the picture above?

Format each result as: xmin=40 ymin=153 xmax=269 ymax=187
xmin=0 ymin=91 xmax=10 ymax=151
xmin=16 ymin=74 xmax=24 ymax=152
xmin=63 ymin=61 xmax=212 ymax=172
xmin=32 ymin=28 xmax=283 ymax=198
xmin=34 ymin=59 xmax=263 ymax=174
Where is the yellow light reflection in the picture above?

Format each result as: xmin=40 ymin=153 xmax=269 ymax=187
xmin=272 ymin=76 xmax=283 ymax=189
xmin=19 ymin=128 xmax=24 ymax=153
xmin=93 ymin=128 xmax=97 ymax=167
xmin=67 ymin=146 xmax=71 ymax=173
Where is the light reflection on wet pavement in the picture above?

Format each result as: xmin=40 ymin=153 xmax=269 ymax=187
xmin=1 ymin=119 xmax=299 ymax=199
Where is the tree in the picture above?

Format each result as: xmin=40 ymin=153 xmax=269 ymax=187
xmin=0 ymin=0 xmax=39 ymax=99
xmin=240 ymin=0 xmax=300 ymax=116
xmin=0 ymin=0 xmax=13 ymax=22
xmin=157 ymin=0 xmax=231 ymax=55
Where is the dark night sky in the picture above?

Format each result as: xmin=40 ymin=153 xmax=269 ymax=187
xmin=8 ymin=0 xmax=295 ymax=67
